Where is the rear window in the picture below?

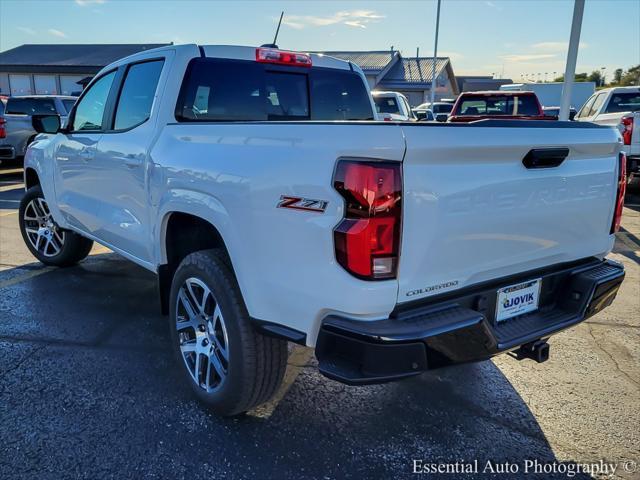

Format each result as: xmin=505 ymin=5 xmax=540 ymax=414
xmin=373 ymin=96 xmax=400 ymax=114
xmin=6 ymin=97 xmax=57 ymax=115
xmin=604 ymin=92 xmax=640 ymax=113
xmin=456 ymin=95 xmax=539 ymax=116
xmin=433 ymin=103 xmax=452 ymax=114
xmin=176 ymin=58 xmax=373 ymax=122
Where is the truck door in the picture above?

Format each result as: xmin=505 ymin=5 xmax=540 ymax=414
xmin=91 ymin=56 xmax=168 ymax=265
xmin=54 ymin=70 xmax=117 ymax=234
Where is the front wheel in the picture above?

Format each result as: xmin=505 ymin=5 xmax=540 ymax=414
xmin=19 ymin=186 xmax=93 ymax=267
xmin=169 ymin=249 xmax=288 ymax=416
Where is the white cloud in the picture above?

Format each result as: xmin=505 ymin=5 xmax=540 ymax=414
xmin=17 ymin=26 xmax=36 ymax=35
xmin=48 ymin=28 xmax=67 ymax=38
xmin=485 ymin=1 xmax=502 ymax=10
xmin=282 ymin=10 xmax=384 ymax=30
xmin=75 ymin=0 xmax=106 ymax=5
xmin=532 ymin=41 xmax=588 ymax=51
xmin=499 ymin=53 xmax=557 ymax=63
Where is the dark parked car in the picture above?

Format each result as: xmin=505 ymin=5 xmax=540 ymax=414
xmin=0 ymin=95 xmax=76 ymax=163
xmin=542 ymin=106 xmax=577 ymax=120
xmin=448 ymin=91 xmax=549 ymax=123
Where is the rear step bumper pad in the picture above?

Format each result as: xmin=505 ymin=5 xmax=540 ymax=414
xmin=315 ymin=259 xmax=625 ymax=385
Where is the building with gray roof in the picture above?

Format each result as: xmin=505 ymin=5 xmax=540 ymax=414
xmin=0 ymin=44 xmax=169 ymax=96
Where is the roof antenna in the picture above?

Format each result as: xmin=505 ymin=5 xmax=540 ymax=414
xmin=261 ymin=11 xmax=284 ymax=49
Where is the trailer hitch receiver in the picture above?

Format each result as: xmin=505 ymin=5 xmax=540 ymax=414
xmin=513 ymin=340 xmax=550 ymax=363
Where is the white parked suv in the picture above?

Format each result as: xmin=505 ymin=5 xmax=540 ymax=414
xmin=575 ymin=86 xmax=640 ymax=183
xmin=372 ymin=91 xmax=416 ymax=121
xmin=22 ymin=44 xmax=626 ymax=416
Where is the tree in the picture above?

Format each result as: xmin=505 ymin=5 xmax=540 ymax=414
xmin=552 ymin=73 xmax=587 ymax=82
xmin=620 ymin=65 xmax=640 ymax=86
xmin=613 ymin=68 xmax=623 ymax=84
xmin=587 ymin=70 xmax=603 ymax=86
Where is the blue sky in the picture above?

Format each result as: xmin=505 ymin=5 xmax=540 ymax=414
xmin=1 ymin=0 xmax=638 ymax=80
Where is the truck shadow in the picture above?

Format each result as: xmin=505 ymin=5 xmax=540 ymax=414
xmin=0 ymin=254 xmax=596 ymax=479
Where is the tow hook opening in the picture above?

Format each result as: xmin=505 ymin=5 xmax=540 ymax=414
xmin=512 ymin=339 xmax=550 ymax=364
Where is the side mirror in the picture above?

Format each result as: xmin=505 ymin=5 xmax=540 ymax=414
xmin=32 ymin=114 xmax=61 ymax=134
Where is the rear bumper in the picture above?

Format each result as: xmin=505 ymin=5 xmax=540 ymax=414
xmin=315 ymin=258 xmax=625 ymax=385
xmin=0 ymin=145 xmax=16 ymax=160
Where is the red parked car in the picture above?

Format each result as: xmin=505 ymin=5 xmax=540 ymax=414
xmin=448 ymin=91 xmax=549 ymax=122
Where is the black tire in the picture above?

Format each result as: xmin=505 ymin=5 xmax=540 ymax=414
xmin=169 ymin=249 xmax=288 ymax=416
xmin=19 ymin=185 xmax=94 ymax=267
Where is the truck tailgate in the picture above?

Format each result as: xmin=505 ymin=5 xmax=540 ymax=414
xmin=397 ymin=122 xmax=620 ymax=303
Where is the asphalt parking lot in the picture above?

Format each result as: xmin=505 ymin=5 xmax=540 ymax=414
xmin=0 ymin=167 xmax=638 ymax=480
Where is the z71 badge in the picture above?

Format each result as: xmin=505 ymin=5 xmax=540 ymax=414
xmin=277 ymin=195 xmax=328 ymax=213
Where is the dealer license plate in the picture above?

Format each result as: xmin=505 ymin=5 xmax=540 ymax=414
xmin=496 ymin=278 xmax=541 ymax=322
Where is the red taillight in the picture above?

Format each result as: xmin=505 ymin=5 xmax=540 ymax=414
xmin=621 ymin=115 xmax=633 ymax=146
xmin=255 ymin=48 xmax=312 ymax=67
xmin=333 ymin=160 xmax=402 ymax=280
xmin=0 ymin=117 xmax=5 ymax=139
xmin=611 ymin=152 xmax=627 ymax=234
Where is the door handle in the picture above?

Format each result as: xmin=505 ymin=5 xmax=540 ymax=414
xmin=78 ymin=149 xmax=93 ymax=160
xmin=123 ymin=154 xmax=142 ymax=168
xmin=522 ymin=148 xmax=569 ymax=169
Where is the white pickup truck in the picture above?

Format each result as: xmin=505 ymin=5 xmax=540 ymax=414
xmin=575 ymin=86 xmax=640 ymax=183
xmin=21 ymin=44 xmax=626 ymax=416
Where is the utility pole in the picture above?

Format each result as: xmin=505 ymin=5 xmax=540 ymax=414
xmin=429 ymin=0 xmax=442 ymax=106
xmin=559 ymin=0 xmax=585 ymax=121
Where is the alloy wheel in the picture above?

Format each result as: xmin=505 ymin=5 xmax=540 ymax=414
xmin=23 ymin=197 xmax=65 ymax=257
xmin=175 ymin=277 xmax=229 ymax=392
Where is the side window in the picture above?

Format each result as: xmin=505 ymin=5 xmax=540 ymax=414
xmin=587 ymin=93 xmax=606 ymax=117
xmin=71 ymin=71 xmax=116 ymax=131
xmin=576 ymin=94 xmax=596 ymax=118
xmin=114 ymin=60 xmax=164 ymax=130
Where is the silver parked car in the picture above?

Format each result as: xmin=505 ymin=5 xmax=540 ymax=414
xmin=0 ymin=95 xmax=76 ymax=163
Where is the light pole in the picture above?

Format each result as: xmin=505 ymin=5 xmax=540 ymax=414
xmin=429 ymin=0 xmax=442 ymax=106
xmin=560 ymin=0 xmax=585 ymax=120
xmin=600 ymin=67 xmax=606 ymax=87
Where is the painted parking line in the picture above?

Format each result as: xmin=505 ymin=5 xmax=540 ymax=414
xmin=0 ymin=267 xmax=55 ymax=290
xmin=0 ymin=246 xmax=110 ymax=289
xmin=0 ymin=168 xmax=23 ymax=176
xmin=90 ymin=245 xmax=112 ymax=255
xmin=249 ymin=344 xmax=314 ymax=419
xmin=0 ymin=183 xmax=23 ymax=193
